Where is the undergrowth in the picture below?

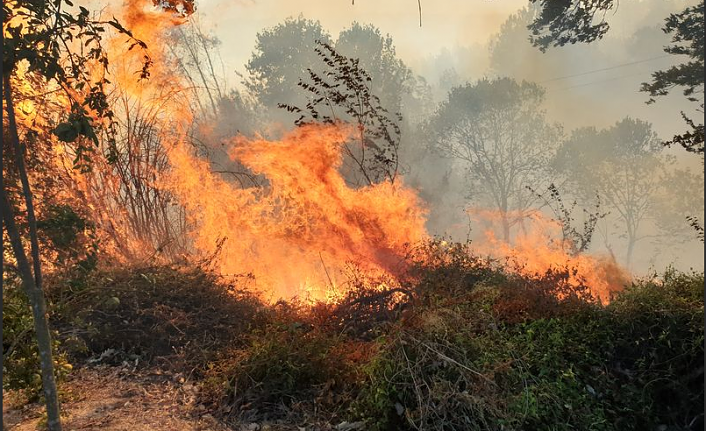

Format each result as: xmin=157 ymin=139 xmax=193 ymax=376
xmin=3 ymin=242 xmax=703 ymax=431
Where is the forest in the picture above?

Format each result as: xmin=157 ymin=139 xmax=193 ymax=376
xmin=2 ymin=0 xmax=704 ymax=430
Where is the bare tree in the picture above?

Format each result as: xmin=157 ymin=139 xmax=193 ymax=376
xmin=425 ymin=78 xmax=561 ymax=243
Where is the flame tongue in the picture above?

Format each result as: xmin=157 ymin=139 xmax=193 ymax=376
xmin=163 ymin=124 xmax=428 ymax=301
xmin=468 ymin=209 xmax=629 ymax=303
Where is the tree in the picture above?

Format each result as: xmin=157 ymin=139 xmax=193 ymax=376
xmin=335 ymin=22 xmax=414 ymax=116
xmin=244 ymin=16 xmax=331 ymax=116
xmin=2 ymin=1 xmax=150 ymax=429
xmin=526 ymin=0 xmax=616 ymax=52
xmin=527 ymin=0 xmax=704 ymax=155
xmin=554 ymin=117 xmax=677 ymax=268
xmin=641 ymin=1 xmax=704 ymax=155
xmin=167 ymin=18 xmax=227 ymax=119
xmin=279 ymin=42 xmax=403 ymax=186
xmin=425 ymin=78 xmax=561 ymax=243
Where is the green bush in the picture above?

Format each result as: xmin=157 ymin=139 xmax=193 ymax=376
xmin=351 ymin=268 xmax=704 ymax=431
xmin=201 ymin=302 xmax=371 ymax=423
xmin=3 ymin=277 xmax=72 ymax=400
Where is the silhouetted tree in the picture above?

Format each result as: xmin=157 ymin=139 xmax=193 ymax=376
xmin=641 ymin=1 xmax=704 ymax=155
xmin=554 ymin=118 xmax=687 ymax=268
xmin=425 ymin=78 xmax=561 ymax=243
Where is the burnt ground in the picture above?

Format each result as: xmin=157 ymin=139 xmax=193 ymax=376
xmin=3 ymin=365 xmax=232 ymax=431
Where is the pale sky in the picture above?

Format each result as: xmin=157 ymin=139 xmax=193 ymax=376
xmin=196 ymin=0 xmax=528 ymax=75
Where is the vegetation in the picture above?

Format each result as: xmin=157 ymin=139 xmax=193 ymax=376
xmin=4 ymin=248 xmax=703 ymax=430
xmin=424 ymin=78 xmax=561 ymax=242
xmin=2 ymin=2 xmax=703 ymax=430
xmin=641 ymin=0 xmax=704 ymax=154
xmin=528 ymin=0 xmax=704 ymax=155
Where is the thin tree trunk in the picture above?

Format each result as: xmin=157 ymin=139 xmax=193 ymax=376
xmin=2 ymin=76 xmax=63 ymax=431
xmin=626 ymin=236 xmax=635 ymax=270
xmin=501 ymin=210 xmax=511 ymax=244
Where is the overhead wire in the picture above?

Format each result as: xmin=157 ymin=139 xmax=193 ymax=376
xmin=555 ymin=70 xmax=655 ymax=91
xmin=539 ymin=55 xmax=671 ymax=83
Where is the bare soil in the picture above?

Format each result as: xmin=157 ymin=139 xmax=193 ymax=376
xmin=3 ymin=365 xmax=231 ymax=431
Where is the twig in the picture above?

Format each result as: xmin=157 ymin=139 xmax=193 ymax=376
xmin=407 ymin=334 xmax=498 ymax=386
xmin=319 ymin=252 xmax=335 ymax=290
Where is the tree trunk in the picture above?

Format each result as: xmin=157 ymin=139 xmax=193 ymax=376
xmin=626 ymin=236 xmax=635 ymax=270
xmin=501 ymin=211 xmax=511 ymax=244
xmin=2 ymin=76 xmax=63 ymax=431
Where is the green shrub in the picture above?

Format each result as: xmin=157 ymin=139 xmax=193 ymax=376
xmin=3 ymin=277 xmax=72 ymax=400
xmin=351 ymin=267 xmax=704 ymax=431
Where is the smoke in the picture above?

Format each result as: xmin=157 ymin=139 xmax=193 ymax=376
xmin=81 ymin=0 xmax=703 ymax=287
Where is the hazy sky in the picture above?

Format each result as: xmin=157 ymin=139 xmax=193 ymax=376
xmin=196 ymin=0 xmax=528 ymax=75
xmin=191 ymin=0 xmax=699 ymax=144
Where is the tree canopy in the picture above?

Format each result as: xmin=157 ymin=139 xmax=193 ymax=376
xmin=641 ymin=1 xmax=704 ymax=154
xmin=244 ymin=16 xmax=331 ymax=111
xmin=425 ymin=77 xmax=561 ymax=242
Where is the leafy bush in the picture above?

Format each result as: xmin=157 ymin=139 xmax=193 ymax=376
xmin=352 ymin=267 xmax=704 ymax=431
xmin=201 ymin=300 xmax=375 ymax=424
xmin=6 ymin=242 xmax=702 ymax=431
xmin=3 ymin=277 xmax=72 ymax=400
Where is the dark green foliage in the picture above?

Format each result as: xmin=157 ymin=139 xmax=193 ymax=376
xmin=354 ymin=266 xmax=703 ymax=431
xmin=641 ymin=1 xmax=704 ymax=155
xmin=527 ymin=0 xmax=614 ymax=51
xmin=2 ymin=277 xmax=72 ymax=399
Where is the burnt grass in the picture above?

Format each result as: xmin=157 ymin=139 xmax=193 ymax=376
xmin=22 ymin=244 xmax=706 ymax=430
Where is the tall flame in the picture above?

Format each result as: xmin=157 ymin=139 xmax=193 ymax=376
xmin=163 ymin=124 xmax=428 ymax=300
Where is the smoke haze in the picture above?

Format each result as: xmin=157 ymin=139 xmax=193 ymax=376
xmin=129 ymin=0 xmax=705 ymax=275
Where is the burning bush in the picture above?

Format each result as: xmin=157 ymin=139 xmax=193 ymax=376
xmin=5 ymin=242 xmax=700 ymax=430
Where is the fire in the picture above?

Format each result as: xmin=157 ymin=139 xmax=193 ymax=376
xmin=5 ymin=0 xmax=631 ymax=305
xmin=162 ymin=124 xmax=428 ymax=301
xmin=468 ymin=209 xmax=629 ymax=303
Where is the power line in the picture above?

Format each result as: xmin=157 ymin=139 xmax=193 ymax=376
xmin=540 ymin=55 xmax=671 ymax=83
xmin=556 ymin=70 xmax=653 ymax=91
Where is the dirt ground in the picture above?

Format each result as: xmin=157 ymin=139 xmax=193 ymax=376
xmin=2 ymin=365 xmax=233 ymax=431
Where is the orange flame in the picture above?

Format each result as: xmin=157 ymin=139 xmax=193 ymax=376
xmin=6 ymin=0 xmax=633 ymax=306
xmin=162 ymin=124 xmax=428 ymax=301
xmin=468 ymin=209 xmax=629 ymax=303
